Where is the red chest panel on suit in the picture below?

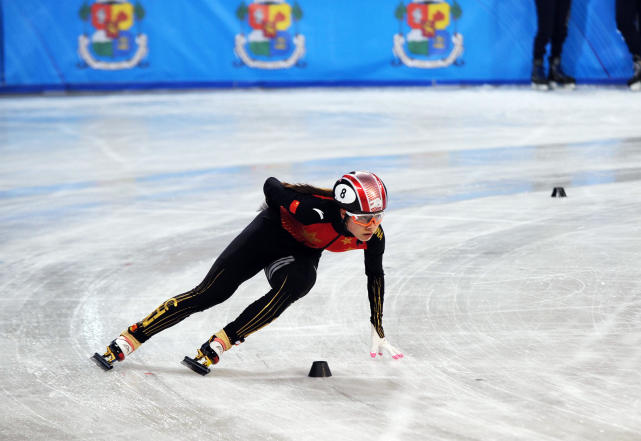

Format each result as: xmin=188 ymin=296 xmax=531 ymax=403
xmin=279 ymin=207 xmax=367 ymax=252
xmin=325 ymin=235 xmax=367 ymax=252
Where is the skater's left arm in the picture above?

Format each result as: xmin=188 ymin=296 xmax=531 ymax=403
xmin=263 ymin=177 xmax=334 ymax=225
xmin=365 ymin=227 xmax=404 ymax=360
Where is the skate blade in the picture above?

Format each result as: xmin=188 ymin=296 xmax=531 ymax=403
xmin=91 ymin=353 xmax=114 ymax=371
xmin=630 ymin=82 xmax=641 ymax=91
xmin=182 ymin=356 xmax=211 ymax=376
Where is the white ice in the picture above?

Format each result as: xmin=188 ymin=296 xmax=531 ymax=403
xmin=1 ymin=87 xmax=640 ymax=441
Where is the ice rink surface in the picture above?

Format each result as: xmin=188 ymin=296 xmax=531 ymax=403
xmin=1 ymin=87 xmax=641 ymax=441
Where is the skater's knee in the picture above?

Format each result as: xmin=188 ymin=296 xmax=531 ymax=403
xmin=283 ymin=266 xmax=317 ymax=301
xmin=267 ymin=268 xmax=315 ymax=304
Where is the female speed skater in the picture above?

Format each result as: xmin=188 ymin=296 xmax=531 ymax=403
xmin=92 ymin=171 xmax=404 ymax=375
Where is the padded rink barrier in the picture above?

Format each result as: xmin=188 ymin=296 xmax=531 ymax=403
xmin=0 ymin=0 xmax=635 ymax=92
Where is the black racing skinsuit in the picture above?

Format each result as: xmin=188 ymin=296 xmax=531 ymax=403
xmin=127 ymin=177 xmax=387 ymax=348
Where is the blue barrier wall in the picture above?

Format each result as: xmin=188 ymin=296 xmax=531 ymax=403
xmin=0 ymin=0 xmax=634 ymax=92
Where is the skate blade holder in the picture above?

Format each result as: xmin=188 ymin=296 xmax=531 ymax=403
xmin=181 ymin=356 xmax=211 ymax=376
xmin=91 ymin=353 xmax=114 ymax=371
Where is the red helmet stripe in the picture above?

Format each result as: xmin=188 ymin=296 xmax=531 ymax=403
xmin=373 ymin=174 xmax=387 ymax=211
xmin=342 ymin=174 xmax=370 ymax=212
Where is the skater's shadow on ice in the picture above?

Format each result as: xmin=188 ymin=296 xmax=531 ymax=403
xmin=141 ymin=364 xmax=310 ymax=380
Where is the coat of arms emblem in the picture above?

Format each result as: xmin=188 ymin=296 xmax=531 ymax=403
xmin=234 ymin=0 xmax=305 ymax=69
xmin=393 ymin=0 xmax=463 ymax=68
xmin=78 ymin=0 xmax=148 ymax=70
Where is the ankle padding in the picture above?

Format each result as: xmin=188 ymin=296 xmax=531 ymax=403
xmin=213 ymin=329 xmax=232 ymax=351
xmin=120 ymin=329 xmax=142 ymax=351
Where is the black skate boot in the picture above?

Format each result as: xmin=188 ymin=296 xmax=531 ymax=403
xmin=548 ymin=57 xmax=576 ymax=89
xmin=92 ymin=339 xmax=125 ymax=371
xmin=182 ymin=337 xmax=226 ymax=376
xmin=91 ymin=326 xmax=142 ymax=371
xmin=531 ymin=58 xmax=549 ymax=90
xmin=627 ymin=56 xmax=641 ymax=91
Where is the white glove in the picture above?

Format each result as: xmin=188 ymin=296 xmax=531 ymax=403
xmin=370 ymin=324 xmax=404 ymax=359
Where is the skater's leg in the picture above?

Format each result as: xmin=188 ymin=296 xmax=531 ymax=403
xmin=130 ymin=258 xmax=258 ymax=343
xmin=196 ymin=254 xmax=320 ymax=366
xmin=98 ymin=212 xmax=279 ymax=365
xmin=99 ymin=258 xmax=262 ymax=365
xmin=130 ymin=214 xmax=283 ymax=342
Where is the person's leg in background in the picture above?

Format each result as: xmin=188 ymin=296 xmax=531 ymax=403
xmin=548 ymin=0 xmax=576 ymax=88
xmin=532 ymin=0 xmax=554 ymax=89
xmin=616 ymin=0 xmax=641 ymax=89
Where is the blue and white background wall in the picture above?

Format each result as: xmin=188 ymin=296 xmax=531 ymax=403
xmin=0 ymin=0 xmax=634 ymax=92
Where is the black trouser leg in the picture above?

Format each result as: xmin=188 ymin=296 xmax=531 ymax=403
xmin=550 ymin=0 xmax=572 ymax=59
xmin=616 ymin=0 xmax=641 ymax=58
xmin=224 ymin=253 xmax=319 ymax=343
xmin=534 ymin=0 xmax=555 ymax=60
xmin=132 ymin=260 xmax=258 ymax=343
xmin=129 ymin=213 xmax=278 ymax=343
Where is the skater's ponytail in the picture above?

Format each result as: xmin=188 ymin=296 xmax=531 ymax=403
xmin=281 ymin=182 xmax=334 ymax=199
xmin=258 ymin=181 xmax=335 ymax=211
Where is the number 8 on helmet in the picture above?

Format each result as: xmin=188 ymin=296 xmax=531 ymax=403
xmin=333 ymin=171 xmax=388 ymax=221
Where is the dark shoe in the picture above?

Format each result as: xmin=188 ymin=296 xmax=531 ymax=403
xmin=548 ymin=57 xmax=576 ymax=89
xmin=531 ymin=58 xmax=549 ymax=90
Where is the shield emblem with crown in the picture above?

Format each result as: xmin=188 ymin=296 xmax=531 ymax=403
xmin=78 ymin=0 xmax=148 ymax=70
xmin=234 ymin=0 xmax=305 ymax=69
xmin=393 ymin=0 xmax=463 ymax=69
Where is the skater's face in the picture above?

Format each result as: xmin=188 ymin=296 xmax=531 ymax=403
xmin=341 ymin=209 xmax=381 ymax=241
